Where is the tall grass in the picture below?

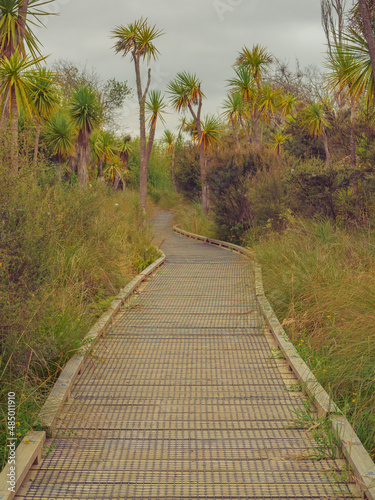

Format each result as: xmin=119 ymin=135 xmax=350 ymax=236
xmin=173 ymin=201 xmax=218 ymax=238
xmin=0 ymin=154 xmax=158 ymax=468
xmin=252 ymin=218 xmax=375 ymax=459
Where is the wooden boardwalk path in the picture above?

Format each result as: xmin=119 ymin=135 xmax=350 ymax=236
xmin=16 ymin=212 xmax=359 ymax=499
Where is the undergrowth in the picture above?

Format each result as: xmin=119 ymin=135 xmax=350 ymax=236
xmin=252 ymin=217 xmax=375 ymax=459
xmin=173 ymin=201 xmax=218 ymax=238
xmin=0 ymin=158 xmax=157 ymax=469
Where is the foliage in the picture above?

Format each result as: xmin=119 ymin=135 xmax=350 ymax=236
xmin=190 ymin=114 xmax=223 ymax=151
xmin=0 ymin=49 xmax=45 ymax=119
xmin=111 ymin=16 xmax=164 ymax=63
xmin=127 ymin=137 xmax=173 ymax=192
xmin=173 ymin=143 xmax=201 ymax=199
xmin=69 ymin=86 xmax=101 ymax=133
xmin=207 ymin=146 xmax=280 ymax=239
xmin=253 ymin=218 xmax=375 ymax=459
xmin=173 ymin=200 xmax=218 ymax=238
xmin=53 ymin=59 xmax=132 ymax=130
xmin=0 ymin=0 xmax=55 ymax=59
xmin=43 ymin=110 xmax=75 ymax=161
xmin=0 ymin=131 xmax=158 ymax=467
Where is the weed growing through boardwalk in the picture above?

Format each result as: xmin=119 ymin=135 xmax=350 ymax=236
xmin=289 ymin=401 xmax=343 ymax=460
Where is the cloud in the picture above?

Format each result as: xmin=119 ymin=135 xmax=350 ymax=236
xmin=39 ymin=0 xmax=326 ymax=137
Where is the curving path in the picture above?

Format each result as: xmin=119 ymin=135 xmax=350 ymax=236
xmin=16 ymin=212 xmax=359 ymax=499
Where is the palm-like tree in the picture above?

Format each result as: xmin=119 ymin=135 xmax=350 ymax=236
xmin=221 ymin=92 xmax=245 ymax=149
xmin=190 ymin=115 xmax=223 ymax=152
xmin=235 ymin=44 xmax=273 ymax=87
xmin=356 ymin=0 xmax=375 ymax=104
xmin=111 ymin=17 xmax=164 ymax=213
xmin=115 ymin=134 xmax=131 ymax=190
xmin=44 ymin=111 xmax=75 ymax=165
xmin=326 ymin=43 xmax=361 ymax=167
xmin=168 ymin=71 xmax=212 ymax=212
xmin=104 ymin=156 xmax=122 ymax=185
xmin=278 ymin=92 xmax=299 ymax=119
xmin=69 ymin=85 xmax=101 ymax=187
xmin=91 ymin=130 xmax=117 ymax=179
xmin=228 ymin=66 xmax=262 ymax=146
xmin=329 ymin=32 xmax=373 ymax=108
xmin=259 ymin=83 xmax=281 ymax=120
xmin=0 ymin=0 xmax=55 ymax=60
xmin=269 ymin=130 xmax=292 ymax=156
xmin=301 ymin=101 xmax=332 ymax=166
xmin=145 ymin=89 xmax=167 ymax=166
xmin=0 ymin=49 xmax=44 ymax=169
xmin=28 ymin=67 xmax=59 ymax=163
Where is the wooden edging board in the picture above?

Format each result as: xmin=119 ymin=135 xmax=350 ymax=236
xmin=173 ymin=225 xmax=375 ymax=500
xmin=0 ymin=253 xmax=166 ymax=500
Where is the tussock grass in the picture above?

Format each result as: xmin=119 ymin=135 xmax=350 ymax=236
xmin=173 ymin=201 xmax=218 ymax=238
xmin=252 ymin=218 xmax=375 ymax=459
xmin=0 ymin=159 xmax=158 ymax=468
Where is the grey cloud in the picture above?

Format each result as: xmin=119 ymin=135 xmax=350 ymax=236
xmin=39 ymin=0 xmax=326 ymax=137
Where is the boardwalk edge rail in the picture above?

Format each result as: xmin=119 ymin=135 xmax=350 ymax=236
xmin=173 ymin=225 xmax=375 ymax=500
xmin=0 ymin=253 xmax=166 ymax=500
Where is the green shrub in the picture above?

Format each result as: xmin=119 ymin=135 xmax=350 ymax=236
xmin=0 ymin=149 xmax=156 ymax=468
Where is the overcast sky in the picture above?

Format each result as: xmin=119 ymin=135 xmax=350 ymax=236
xmin=37 ymin=0 xmax=327 ymax=137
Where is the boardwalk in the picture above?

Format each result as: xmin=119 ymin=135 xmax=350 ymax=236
xmin=16 ymin=212 xmax=358 ymax=499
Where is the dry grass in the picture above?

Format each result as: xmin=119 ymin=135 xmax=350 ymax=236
xmin=0 ymin=159 xmax=158 ymax=468
xmin=252 ymin=218 xmax=375 ymax=458
xmin=173 ymin=201 xmax=218 ymax=238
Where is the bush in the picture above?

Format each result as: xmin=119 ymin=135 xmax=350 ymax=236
xmin=208 ymin=147 xmax=281 ymax=240
xmin=174 ymin=144 xmax=201 ymax=200
xmin=0 ymin=147 xmax=156 ymax=467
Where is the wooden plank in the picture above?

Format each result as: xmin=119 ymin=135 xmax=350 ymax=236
xmin=38 ymin=251 xmax=166 ymax=429
xmin=7 ymin=252 xmax=166 ymax=498
xmin=0 ymin=432 xmax=45 ymax=500
xmin=332 ymin=415 xmax=375 ymax=500
xmin=174 ymin=225 xmax=374 ymax=500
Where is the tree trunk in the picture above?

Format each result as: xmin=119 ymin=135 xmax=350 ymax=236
xmin=260 ymin=120 xmax=264 ymax=145
xmin=33 ymin=119 xmax=41 ymax=165
xmin=252 ymin=112 xmax=261 ymax=148
xmin=145 ymin=116 xmax=157 ymax=167
xmin=358 ymin=0 xmax=375 ymax=105
xmin=349 ymin=99 xmax=360 ymax=212
xmin=119 ymin=151 xmax=129 ymax=191
xmin=17 ymin=0 xmax=29 ymax=50
xmin=113 ymin=173 xmax=123 ymax=191
xmin=77 ymin=129 xmax=89 ymax=188
xmin=239 ymin=116 xmax=251 ymax=145
xmin=139 ymin=99 xmax=147 ymax=214
xmin=55 ymin=156 xmax=63 ymax=183
xmin=68 ymin=154 xmax=76 ymax=179
xmin=2 ymin=0 xmax=30 ymax=59
xmin=10 ymin=88 xmax=18 ymax=174
xmin=322 ymin=130 xmax=330 ymax=167
xmin=187 ymin=100 xmax=209 ymax=213
xmin=98 ymin=157 xmax=104 ymax=178
xmin=231 ymin=117 xmax=240 ymax=151
xmin=134 ymin=56 xmax=151 ymax=215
